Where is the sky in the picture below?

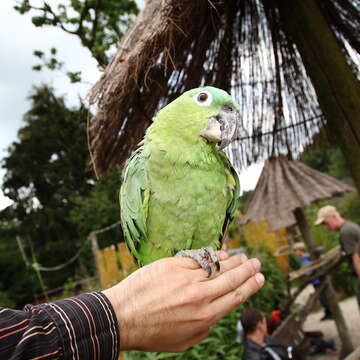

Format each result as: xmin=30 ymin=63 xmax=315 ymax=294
xmin=0 ymin=1 xmax=262 ymax=210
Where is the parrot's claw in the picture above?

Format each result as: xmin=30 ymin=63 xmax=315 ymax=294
xmin=215 ymin=259 xmax=220 ymax=271
xmin=175 ymin=246 xmax=220 ymax=277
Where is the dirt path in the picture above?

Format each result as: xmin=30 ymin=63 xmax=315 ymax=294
xmin=302 ymin=291 xmax=360 ymax=359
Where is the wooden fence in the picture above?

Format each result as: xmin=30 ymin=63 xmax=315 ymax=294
xmin=95 ymin=241 xmax=138 ymax=289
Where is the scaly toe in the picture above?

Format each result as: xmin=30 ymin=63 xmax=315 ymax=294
xmin=175 ymin=247 xmax=220 ymax=277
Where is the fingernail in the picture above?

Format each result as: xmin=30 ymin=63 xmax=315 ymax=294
xmin=240 ymin=253 xmax=248 ymax=262
xmin=255 ymin=273 xmax=265 ymax=286
xmin=251 ymin=258 xmax=261 ymax=272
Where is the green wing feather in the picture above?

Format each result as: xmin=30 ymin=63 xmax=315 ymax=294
xmin=220 ymin=152 xmax=241 ymax=240
xmin=119 ymin=147 xmax=149 ymax=262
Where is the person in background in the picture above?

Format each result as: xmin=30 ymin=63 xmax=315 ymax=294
xmin=293 ymin=242 xmax=332 ymax=321
xmin=267 ymin=310 xmax=283 ymax=335
xmin=240 ymin=307 xmax=291 ymax=360
xmin=0 ymin=251 xmax=264 ymax=359
xmin=314 ymin=205 xmax=360 ymax=311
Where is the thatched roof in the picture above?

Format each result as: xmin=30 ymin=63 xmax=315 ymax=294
xmin=241 ymin=156 xmax=355 ymax=232
xmin=88 ymin=0 xmax=359 ymax=177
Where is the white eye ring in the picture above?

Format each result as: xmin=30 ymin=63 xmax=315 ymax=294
xmin=193 ymin=91 xmax=213 ymax=106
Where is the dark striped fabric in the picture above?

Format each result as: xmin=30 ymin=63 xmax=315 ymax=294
xmin=0 ymin=292 xmax=120 ymax=360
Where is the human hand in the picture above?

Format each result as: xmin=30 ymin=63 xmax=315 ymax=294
xmin=103 ymin=251 xmax=264 ymax=352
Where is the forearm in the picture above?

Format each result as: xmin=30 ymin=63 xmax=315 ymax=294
xmin=0 ymin=292 xmax=120 ymax=360
xmin=353 ymin=253 xmax=360 ymax=278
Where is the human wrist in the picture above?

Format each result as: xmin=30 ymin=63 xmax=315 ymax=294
xmin=103 ymin=282 xmax=133 ymax=350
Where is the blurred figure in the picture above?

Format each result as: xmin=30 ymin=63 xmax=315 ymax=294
xmin=267 ymin=310 xmax=283 ymax=335
xmin=308 ymin=337 xmax=336 ymax=356
xmin=240 ymin=308 xmax=292 ymax=360
xmin=315 ymin=205 xmax=360 ymax=311
xmin=293 ymin=242 xmax=332 ymax=321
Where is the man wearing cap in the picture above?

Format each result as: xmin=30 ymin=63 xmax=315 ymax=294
xmin=314 ymin=205 xmax=360 ymax=311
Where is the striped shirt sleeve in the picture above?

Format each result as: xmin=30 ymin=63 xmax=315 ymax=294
xmin=0 ymin=292 xmax=120 ymax=360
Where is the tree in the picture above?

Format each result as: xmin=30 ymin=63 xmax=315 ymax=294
xmin=69 ymin=168 xmax=123 ymax=247
xmin=1 ymin=85 xmax=93 ymax=290
xmin=0 ymin=215 xmax=40 ymax=307
xmin=301 ymin=148 xmax=352 ymax=180
xmin=1 ymin=1 xmax=139 ymax=301
xmin=14 ymin=0 xmax=138 ymax=77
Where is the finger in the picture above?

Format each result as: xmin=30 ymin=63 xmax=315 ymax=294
xmin=172 ymin=255 xmax=204 ymax=270
xmin=203 ymin=258 xmax=261 ymax=298
xmin=218 ymin=250 xmax=229 ymax=261
xmin=192 ymin=252 xmax=249 ymax=280
xmin=217 ymin=253 xmax=248 ymax=275
xmin=209 ymin=273 xmax=265 ymax=321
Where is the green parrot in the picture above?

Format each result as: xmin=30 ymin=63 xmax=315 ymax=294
xmin=120 ymin=86 xmax=242 ymax=276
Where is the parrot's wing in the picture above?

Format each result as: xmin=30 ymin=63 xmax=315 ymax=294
xmin=119 ymin=147 xmax=149 ymax=262
xmin=220 ymin=153 xmax=241 ymax=243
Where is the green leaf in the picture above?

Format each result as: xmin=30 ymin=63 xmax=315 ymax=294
xmin=67 ymin=71 xmax=82 ymax=83
xmin=31 ymin=15 xmax=46 ymax=27
xmin=32 ymin=65 xmax=42 ymax=71
xmin=33 ymin=50 xmax=44 ymax=58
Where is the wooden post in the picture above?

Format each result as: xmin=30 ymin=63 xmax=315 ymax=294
xmin=323 ymin=277 xmax=354 ymax=358
xmin=293 ymin=207 xmax=353 ymax=357
xmin=90 ymin=233 xmax=101 ymax=280
xmin=293 ymin=207 xmax=318 ymax=259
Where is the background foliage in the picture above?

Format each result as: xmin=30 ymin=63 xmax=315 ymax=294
xmin=15 ymin=0 xmax=138 ymax=71
xmin=2 ymin=85 xmax=93 ymax=292
xmin=0 ymin=85 xmax=121 ymax=306
xmin=1 ymin=0 xmax=138 ymax=307
xmin=0 ymin=217 xmax=39 ymax=307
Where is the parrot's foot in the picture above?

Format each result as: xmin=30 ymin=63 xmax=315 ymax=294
xmin=175 ymin=247 xmax=220 ymax=277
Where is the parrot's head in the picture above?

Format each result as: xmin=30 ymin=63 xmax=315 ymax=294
xmin=156 ymin=86 xmax=244 ymax=150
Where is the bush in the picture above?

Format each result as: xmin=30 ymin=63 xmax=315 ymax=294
xmin=0 ymin=290 xmax=16 ymax=308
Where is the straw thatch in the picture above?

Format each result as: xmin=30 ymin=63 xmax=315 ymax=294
xmin=241 ymin=155 xmax=355 ymax=232
xmin=88 ymin=0 xmax=359 ymax=177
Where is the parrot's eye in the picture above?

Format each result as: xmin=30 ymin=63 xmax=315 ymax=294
xmin=198 ymin=93 xmax=208 ymax=102
xmin=194 ymin=91 xmax=213 ymax=106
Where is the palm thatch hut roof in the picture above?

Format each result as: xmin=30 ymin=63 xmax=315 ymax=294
xmin=241 ymin=155 xmax=355 ymax=232
xmin=88 ymin=0 xmax=359 ymax=177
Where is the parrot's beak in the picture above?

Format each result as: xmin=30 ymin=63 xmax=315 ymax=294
xmin=217 ymin=105 xmax=240 ymax=150
xmin=200 ymin=105 xmax=242 ymax=150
